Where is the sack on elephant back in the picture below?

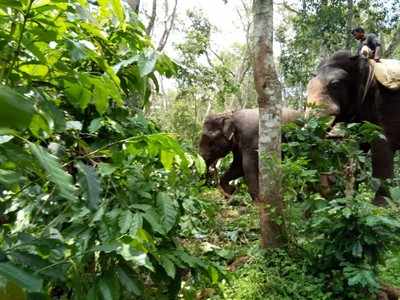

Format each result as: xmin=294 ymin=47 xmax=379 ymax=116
xmin=370 ymin=59 xmax=400 ymax=90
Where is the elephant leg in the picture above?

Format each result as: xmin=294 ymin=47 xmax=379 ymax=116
xmin=241 ymin=149 xmax=259 ymax=201
xmin=220 ymin=152 xmax=244 ymax=197
xmin=371 ymin=139 xmax=394 ymax=206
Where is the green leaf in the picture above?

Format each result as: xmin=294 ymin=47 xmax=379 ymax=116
xmin=208 ymin=266 xmax=220 ymax=284
xmin=64 ymin=81 xmax=91 ymax=111
xmin=129 ymin=214 xmax=143 ymax=236
xmin=111 ymin=0 xmax=125 ymax=24
xmin=65 ymin=121 xmax=82 ymax=131
xmin=86 ymin=286 xmax=99 ymax=300
xmin=194 ymin=154 xmax=206 ymax=174
xmin=29 ymin=143 xmax=76 ymax=201
xmin=352 ymin=241 xmax=363 ymax=258
xmin=0 ymin=169 xmax=22 ymax=186
xmin=157 ymin=192 xmax=178 ymax=233
xmin=97 ymin=277 xmax=113 ymax=300
xmin=93 ymin=83 xmax=109 ymax=114
xmin=159 ymin=255 xmax=176 ymax=278
xmin=155 ymin=53 xmax=178 ymax=78
xmin=119 ymin=210 xmax=133 ymax=234
xmin=76 ymin=162 xmax=101 ymax=210
xmin=29 ymin=114 xmax=51 ymax=139
xmin=0 ymin=135 xmax=13 ymax=144
xmin=0 ymin=0 xmax=22 ymax=9
xmin=0 ymin=85 xmax=35 ymax=131
xmin=390 ymin=186 xmax=400 ymax=202
xmin=0 ymin=262 xmax=43 ymax=292
xmin=19 ymin=64 xmax=49 ymax=77
xmin=88 ymin=118 xmax=104 ymax=133
xmin=11 ymin=251 xmax=64 ymax=280
xmin=115 ymin=266 xmax=143 ymax=296
xmin=118 ymin=245 xmax=154 ymax=271
xmin=142 ymin=210 xmax=164 ymax=235
xmin=138 ymin=49 xmax=157 ymax=77
xmin=113 ymin=56 xmax=139 ymax=73
xmin=160 ymin=150 xmax=174 ymax=171
xmin=98 ymin=163 xmax=117 ymax=177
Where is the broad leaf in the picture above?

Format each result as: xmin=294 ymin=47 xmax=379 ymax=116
xmin=119 ymin=210 xmax=134 ymax=234
xmin=97 ymin=277 xmax=113 ymax=300
xmin=138 ymin=50 xmax=157 ymax=77
xmin=129 ymin=214 xmax=143 ymax=236
xmin=111 ymin=0 xmax=125 ymax=24
xmin=115 ymin=266 xmax=143 ymax=296
xmin=30 ymin=143 xmax=76 ymax=201
xmin=0 ymin=262 xmax=43 ymax=292
xmin=0 ymin=0 xmax=22 ymax=8
xmin=159 ymin=255 xmax=176 ymax=278
xmin=0 ymin=135 xmax=13 ymax=144
xmin=76 ymin=162 xmax=101 ymax=210
xmin=0 ymin=85 xmax=35 ymax=131
xmin=19 ymin=64 xmax=49 ymax=77
xmin=142 ymin=210 xmax=164 ymax=235
xmin=160 ymin=150 xmax=174 ymax=171
xmin=157 ymin=192 xmax=178 ymax=233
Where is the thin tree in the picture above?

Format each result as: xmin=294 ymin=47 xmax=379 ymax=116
xmin=253 ymin=0 xmax=285 ymax=248
xmin=126 ymin=0 xmax=140 ymax=13
xmin=157 ymin=0 xmax=178 ymax=51
xmin=345 ymin=0 xmax=354 ymax=50
xmin=146 ymin=0 xmax=157 ymax=35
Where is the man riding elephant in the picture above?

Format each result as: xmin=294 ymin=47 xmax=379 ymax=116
xmin=351 ymin=27 xmax=381 ymax=62
xmin=307 ymin=50 xmax=400 ymax=205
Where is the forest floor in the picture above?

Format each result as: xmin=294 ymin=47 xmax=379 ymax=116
xmin=184 ymin=184 xmax=400 ymax=300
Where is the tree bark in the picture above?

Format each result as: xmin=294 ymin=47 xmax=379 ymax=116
xmin=157 ymin=0 xmax=178 ymax=51
xmin=146 ymin=0 xmax=157 ymax=35
xmin=126 ymin=0 xmax=140 ymax=13
xmin=253 ymin=0 xmax=285 ymax=248
xmin=345 ymin=0 xmax=354 ymax=50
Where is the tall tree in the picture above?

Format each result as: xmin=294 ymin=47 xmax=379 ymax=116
xmin=157 ymin=0 xmax=178 ymax=51
xmin=127 ymin=0 xmax=140 ymax=13
xmin=253 ymin=0 xmax=285 ymax=248
xmin=345 ymin=0 xmax=354 ymax=50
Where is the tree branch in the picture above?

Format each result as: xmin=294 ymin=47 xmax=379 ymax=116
xmin=146 ymin=0 xmax=157 ymax=35
xmin=157 ymin=0 xmax=178 ymax=51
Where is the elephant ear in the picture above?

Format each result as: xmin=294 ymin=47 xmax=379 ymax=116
xmin=222 ymin=116 xmax=235 ymax=140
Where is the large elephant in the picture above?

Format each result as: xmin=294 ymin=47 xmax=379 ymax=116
xmin=199 ymin=108 xmax=303 ymax=200
xmin=307 ymin=51 xmax=400 ymax=204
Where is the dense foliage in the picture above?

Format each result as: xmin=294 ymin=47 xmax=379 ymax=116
xmin=0 ymin=1 xmax=220 ymax=299
xmin=1 ymin=1 xmax=400 ymax=299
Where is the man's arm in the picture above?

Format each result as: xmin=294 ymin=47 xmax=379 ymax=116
xmin=368 ymin=34 xmax=381 ymax=61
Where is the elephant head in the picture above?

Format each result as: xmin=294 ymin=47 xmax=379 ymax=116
xmin=306 ymin=51 xmax=372 ymax=123
xmin=199 ymin=112 xmax=236 ymax=175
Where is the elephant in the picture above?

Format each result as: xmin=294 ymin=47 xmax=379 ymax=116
xmin=307 ymin=51 xmax=400 ymax=205
xmin=199 ymin=107 xmax=303 ymax=200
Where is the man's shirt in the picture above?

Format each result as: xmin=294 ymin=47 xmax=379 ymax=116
xmin=357 ymin=33 xmax=381 ymax=56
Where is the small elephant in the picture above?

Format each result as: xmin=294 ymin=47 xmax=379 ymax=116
xmin=199 ymin=108 xmax=303 ymax=200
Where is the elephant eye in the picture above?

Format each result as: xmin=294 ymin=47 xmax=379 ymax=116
xmin=328 ymin=80 xmax=341 ymax=89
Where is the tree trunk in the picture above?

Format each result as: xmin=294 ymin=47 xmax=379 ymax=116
xmin=157 ymin=0 xmax=178 ymax=51
xmin=146 ymin=0 xmax=157 ymax=35
xmin=126 ymin=0 xmax=140 ymax=13
xmin=345 ymin=0 xmax=354 ymax=50
xmin=253 ymin=0 xmax=285 ymax=248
